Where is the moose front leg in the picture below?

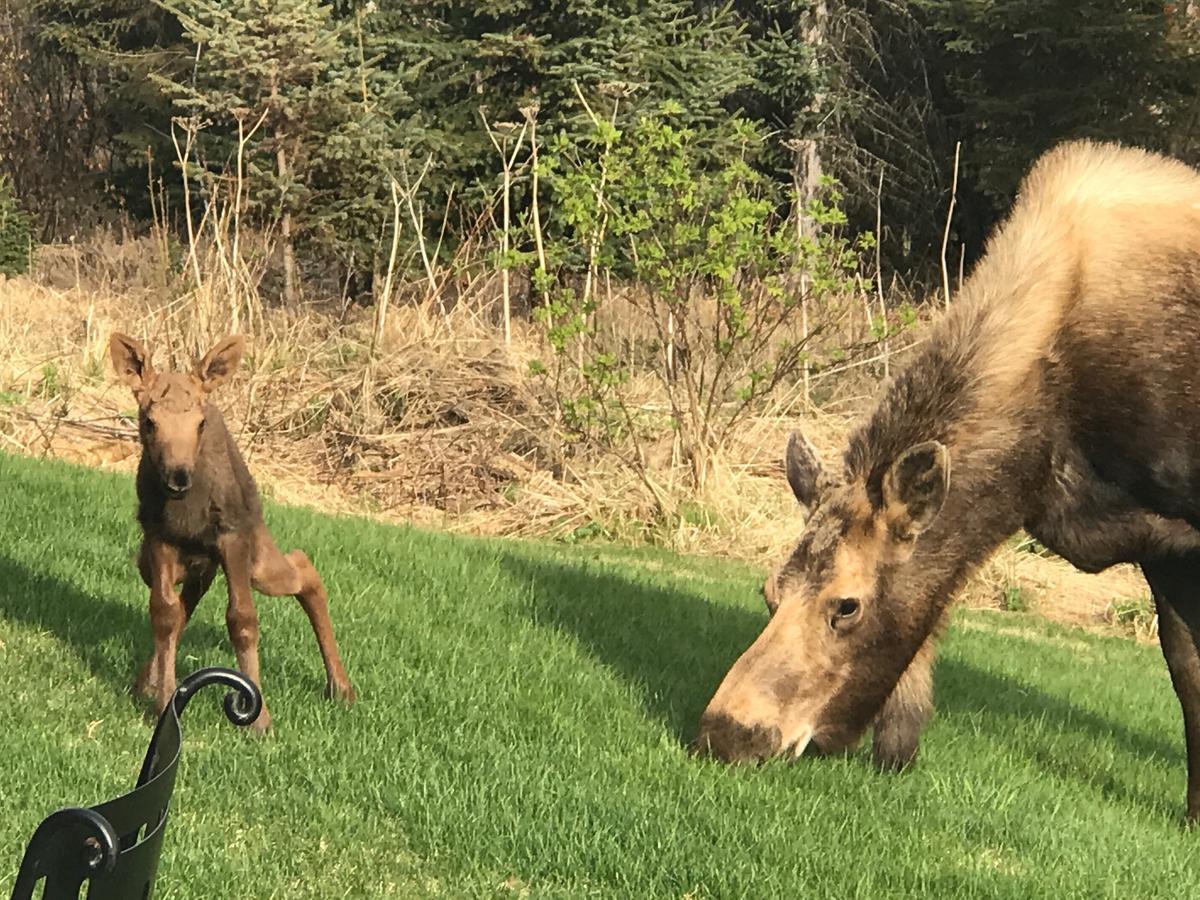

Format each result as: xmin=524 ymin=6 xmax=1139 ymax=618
xmin=218 ymin=532 xmax=273 ymax=734
xmin=1143 ymin=559 xmax=1200 ymax=823
xmin=872 ymin=638 xmax=935 ymax=771
xmin=135 ymin=539 xmax=186 ymax=714
xmin=134 ymin=547 xmax=216 ymax=700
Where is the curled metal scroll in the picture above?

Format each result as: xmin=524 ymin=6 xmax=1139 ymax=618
xmin=40 ymin=808 xmax=118 ymax=874
xmin=171 ymin=666 xmax=263 ymax=727
xmin=9 ymin=807 xmax=120 ymax=898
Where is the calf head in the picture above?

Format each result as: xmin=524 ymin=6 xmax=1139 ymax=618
xmin=110 ymin=333 xmax=245 ymax=497
xmin=696 ymin=430 xmax=950 ymax=764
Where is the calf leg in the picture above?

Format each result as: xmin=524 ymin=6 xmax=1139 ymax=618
xmin=134 ymin=554 xmax=216 ymax=700
xmin=252 ymin=525 xmax=355 ymax=703
xmin=134 ymin=540 xmax=187 ymax=714
xmin=873 ymin=638 xmax=935 ymax=771
xmin=180 ymin=561 xmax=218 ymax=621
xmin=218 ymin=533 xmax=272 ymax=734
xmin=1143 ymin=558 xmax=1200 ymax=823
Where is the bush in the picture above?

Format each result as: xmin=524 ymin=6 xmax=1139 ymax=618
xmin=531 ymin=103 xmax=880 ymax=496
xmin=0 ymin=175 xmax=32 ymax=276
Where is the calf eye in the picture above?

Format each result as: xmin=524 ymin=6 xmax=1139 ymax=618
xmin=836 ymin=599 xmax=860 ymax=618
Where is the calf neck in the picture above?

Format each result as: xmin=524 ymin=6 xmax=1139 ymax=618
xmin=697 ymin=140 xmax=1200 ymax=823
xmin=111 ymin=333 xmax=355 ymax=731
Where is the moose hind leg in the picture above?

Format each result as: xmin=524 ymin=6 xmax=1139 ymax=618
xmin=1143 ymin=558 xmax=1200 ymax=823
xmin=180 ymin=560 xmax=218 ymax=621
xmin=252 ymin=527 xmax=355 ymax=704
xmin=873 ymin=639 xmax=935 ymax=771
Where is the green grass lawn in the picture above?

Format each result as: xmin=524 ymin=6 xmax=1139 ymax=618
xmin=1 ymin=451 xmax=1199 ymax=898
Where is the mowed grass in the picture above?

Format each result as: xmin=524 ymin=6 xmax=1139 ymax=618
xmin=1 ymin=452 xmax=1199 ymax=898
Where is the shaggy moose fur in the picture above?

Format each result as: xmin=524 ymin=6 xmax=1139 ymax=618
xmin=110 ymin=333 xmax=355 ymax=732
xmin=697 ymin=140 xmax=1200 ymax=822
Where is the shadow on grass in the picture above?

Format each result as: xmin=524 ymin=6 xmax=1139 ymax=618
xmin=501 ymin=550 xmax=765 ymax=743
xmin=0 ymin=555 xmax=227 ymax=701
xmin=504 ymin=549 xmax=1184 ymax=817
xmin=937 ymin=656 xmax=1182 ymax=818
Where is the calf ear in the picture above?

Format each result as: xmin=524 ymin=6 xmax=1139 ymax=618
xmin=195 ymin=335 xmax=246 ymax=392
xmin=785 ymin=430 xmax=824 ymax=511
xmin=110 ymin=333 xmax=154 ymax=396
xmin=883 ymin=441 xmax=950 ymax=541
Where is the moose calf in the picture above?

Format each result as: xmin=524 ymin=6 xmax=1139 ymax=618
xmin=110 ymin=333 xmax=355 ymax=732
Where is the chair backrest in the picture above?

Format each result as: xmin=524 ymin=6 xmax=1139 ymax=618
xmin=10 ymin=668 xmax=262 ymax=900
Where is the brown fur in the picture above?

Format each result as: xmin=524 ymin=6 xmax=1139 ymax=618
xmin=110 ymin=333 xmax=355 ymax=732
xmin=696 ymin=140 xmax=1200 ymax=822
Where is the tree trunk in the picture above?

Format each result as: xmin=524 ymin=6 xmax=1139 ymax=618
xmin=793 ymin=0 xmax=827 ymax=406
xmin=275 ymin=135 xmax=299 ymax=311
xmin=794 ymin=0 xmax=828 ymax=227
xmin=1169 ymin=3 xmax=1200 ymax=161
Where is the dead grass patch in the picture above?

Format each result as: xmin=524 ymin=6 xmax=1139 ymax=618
xmin=0 ymin=238 xmax=1158 ymax=646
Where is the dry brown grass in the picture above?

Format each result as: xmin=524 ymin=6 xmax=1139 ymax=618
xmin=0 ymin=236 xmax=1155 ymax=644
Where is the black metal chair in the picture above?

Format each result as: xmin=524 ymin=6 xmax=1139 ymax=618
xmin=11 ymin=667 xmax=262 ymax=900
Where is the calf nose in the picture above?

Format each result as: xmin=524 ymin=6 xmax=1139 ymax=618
xmin=694 ymin=711 xmax=782 ymax=763
xmin=167 ymin=467 xmax=193 ymax=495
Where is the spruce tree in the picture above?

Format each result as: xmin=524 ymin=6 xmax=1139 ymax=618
xmin=917 ymin=0 xmax=1200 ymax=251
xmin=353 ymin=0 xmax=754 ymax=202
xmin=154 ymin=0 xmax=411 ymax=303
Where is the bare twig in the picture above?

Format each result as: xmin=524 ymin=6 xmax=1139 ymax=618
xmin=367 ymin=177 xmax=404 ymax=383
xmin=480 ymin=110 xmax=530 ymax=349
xmin=940 ymin=140 xmax=961 ymax=309
xmin=875 ymin=166 xmax=889 ymax=378
xmin=522 ymin=103 xmax=550 ymax=313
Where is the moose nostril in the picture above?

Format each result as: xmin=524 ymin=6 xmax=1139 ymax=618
xmin=696 ymin=712 xmax=782 ymax=762
xmin=750 ymin=722 xmax=783 ymax=758
xmin=167 ymin=468 xmax=193 ymax=492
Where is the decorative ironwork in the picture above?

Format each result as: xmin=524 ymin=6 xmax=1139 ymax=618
xmin=11 ymin=667 xmax=261 ymax=900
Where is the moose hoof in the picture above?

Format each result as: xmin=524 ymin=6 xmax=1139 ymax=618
xmin=872 ymin=733 xmax=920 ymax=773
xmin=326 ymin=680 xmax=356 ymax=705
xmin=246 ymin=709 xmax=273 ymax=736
xmin=133 ymin=670 xmax=158 ymax=701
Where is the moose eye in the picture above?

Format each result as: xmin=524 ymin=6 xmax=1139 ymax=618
xmin=830 ymin=598 xmax=862 ymax=631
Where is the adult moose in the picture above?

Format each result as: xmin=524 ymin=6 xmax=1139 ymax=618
xmin=696 ymin=140 xmax=1200 ymax=822
xmin=110 ymin=332 xmax=355 ymax=732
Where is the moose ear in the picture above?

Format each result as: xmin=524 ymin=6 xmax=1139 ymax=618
xmin=785 ymin=430 xmax=824 ymax=511
xmin=194 ymin=335 xmax=246 ymax=393
xmin=109 ymin=332 xmax=154 ymax=396
xmin=882 ymin=441 xmax=950 ymax=541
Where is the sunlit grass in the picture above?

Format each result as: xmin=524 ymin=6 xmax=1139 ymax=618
xmin=1 ymin=451 xmax=1197 ymax=898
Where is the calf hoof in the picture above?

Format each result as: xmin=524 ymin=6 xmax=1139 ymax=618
xmin=132 ymin=666 xmax=158 ymax=701
xmin=247 ymin=707 xmax=273 ymax=736
xmin=326 ymin=679 xmax=356 ymax=705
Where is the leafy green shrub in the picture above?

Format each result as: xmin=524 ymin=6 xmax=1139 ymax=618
xmin=1001 ymin=584 xmax=1029 ymax=612
xmin=530 ymin=102 xmax=881 ymax=495
xmin=1107 ymin=595 xmax=1158 ymax=641
xmin=0 ymin=175 xmax=32 ymax=276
